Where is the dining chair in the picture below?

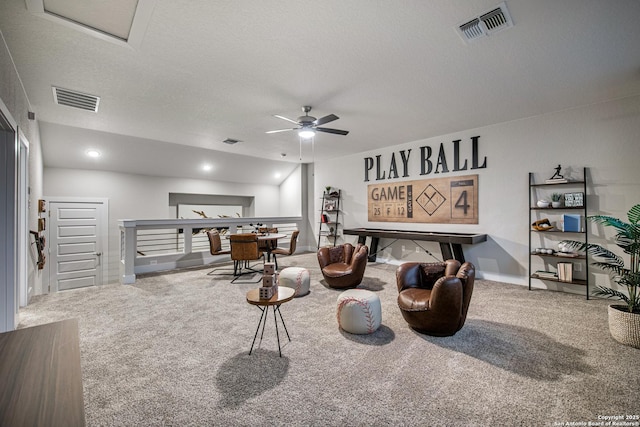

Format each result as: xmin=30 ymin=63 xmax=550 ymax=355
xmin=257 ymin=227 xmax=278 ymax=252
xmin=271 ymin=230 xmax=299 ymax=270
xmin=229 ymin=233 xmax=264 ymax=283
xmin=206 ymin=229 xmax=232 ymax=276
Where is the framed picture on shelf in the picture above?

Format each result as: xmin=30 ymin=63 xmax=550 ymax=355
xmin=324 ymin=200 xmax=337 ymax=211
xmin=564 ymin=192 xmax=584 ymax=207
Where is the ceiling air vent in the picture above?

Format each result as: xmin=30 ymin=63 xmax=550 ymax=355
xmin=222 ymin=138 xmax=241 ymax=145
xmin=459 ymin=18 xmax=484 ymax=41
xmin=456 ymin=2 xmax=513 ymax=43
xmin=52 ymin=86 xmax=100 ymax=112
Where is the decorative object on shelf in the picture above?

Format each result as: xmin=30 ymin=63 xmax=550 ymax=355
xmin=551 ymin=193 xmax=563 ymax=208
xmin=532 ymin=218 xmax=554 ymax=231
xmin=564 ymin=192 xmax=584 ymax=207
xmin=561 ymin=203 xmax=640 ymax=349
xmin=557 ymin=262 xmax=573 ymax=282
xmin=562 ymin=214 xmax=581 ymax=232
xmin=549 ymin=165 xmax=563 ymax=180
xmin=38 ymin=199 xmax=46 ymax=213
xmin=537 ymin=200 xmax=550 ymax=208
xmin=545 ymin=164 xmax=569 ymax=184
xmin=533 ymin=270 xmax=558 ymax=279
xmin=556 ymin=242 xmax=578 ymax=256
xmin=534 ymin=247 xmax=554 ymax=255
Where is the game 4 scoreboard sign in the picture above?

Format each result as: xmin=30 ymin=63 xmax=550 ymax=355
xmin=368 ymin=175 xmax=478 ymax=224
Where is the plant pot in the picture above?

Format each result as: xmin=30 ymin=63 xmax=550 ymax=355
xmin=608 ymin=304 xmax=640 ymax=349
xmin=552 ymin=201 xmax=562 ymax=208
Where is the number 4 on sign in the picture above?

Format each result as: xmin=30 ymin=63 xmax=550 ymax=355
xmin=455 ymin=190 xmax=470 ymax=215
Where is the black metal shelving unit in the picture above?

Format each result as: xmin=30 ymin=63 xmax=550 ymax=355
xmin=528 ymin=167 xmax=589 ymax=299
xmin=318 ymin=189 xmax=341 ymax=249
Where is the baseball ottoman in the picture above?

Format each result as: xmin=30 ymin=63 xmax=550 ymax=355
xmin=278 ymin=267 xmax=310 ymax=297
xmin=336 ymin=289 xmax=381 ymax=334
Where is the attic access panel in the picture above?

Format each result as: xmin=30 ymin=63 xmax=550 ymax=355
xmin=43 ymin=0 xmax=137 ymax=40
xmin=26 ymin=0 xmax=156 ymax=48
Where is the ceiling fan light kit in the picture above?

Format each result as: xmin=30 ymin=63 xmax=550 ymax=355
xmin=298 ymin=129 xmax=316 ymax=139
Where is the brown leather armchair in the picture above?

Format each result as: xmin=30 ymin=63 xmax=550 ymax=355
xmin=396 ymin=259 xmax=475 ymax=336
xmin=317 ymin=243 xmax=369 ymax=289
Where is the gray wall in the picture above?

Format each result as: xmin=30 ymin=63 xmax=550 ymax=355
xmin=0 ymin=31 xmax=44 ymax=303
xmin=314 ymin=94 xmax=640 ymax=295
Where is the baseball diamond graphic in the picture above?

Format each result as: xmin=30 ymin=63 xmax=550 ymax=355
xmin=416 ymin=184 xmax=446 ymax=216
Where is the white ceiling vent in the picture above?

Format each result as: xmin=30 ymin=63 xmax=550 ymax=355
xmin=456 ymin=2 xmax=513 ymax=43
xmin=52 ymin=86 xmax=100 ymax=112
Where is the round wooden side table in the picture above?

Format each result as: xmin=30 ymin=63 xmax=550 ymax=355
xmin=246 ymin=287 xmax=295 ymax=357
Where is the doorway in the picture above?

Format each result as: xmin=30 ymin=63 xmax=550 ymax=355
xmin=44 ymin=198 xmax=108 ymax=292
xmin=17 ymin=131 xmax=29 ymax=306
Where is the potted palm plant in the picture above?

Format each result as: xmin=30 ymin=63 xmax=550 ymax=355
xmin=562 ymin=203 xmax=640 ymax=349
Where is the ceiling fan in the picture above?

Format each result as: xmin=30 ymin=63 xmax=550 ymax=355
xmin=266 ymin=106 xmax=349 ymax=138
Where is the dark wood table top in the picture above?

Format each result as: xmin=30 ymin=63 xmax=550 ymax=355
xmin=0 ymin=318 xmax=85 ymax=427
xmin=343 ymin=228 xmax=487 ymax=244
xmin=246 ymin=287 xmax=295 ymax=306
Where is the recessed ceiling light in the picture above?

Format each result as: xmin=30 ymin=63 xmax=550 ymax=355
xmin=85 ymin=149 xmax=101 ymax=158
xmin=274 ymin=172 xmax=282 ymax=179
xmin=202 ymin=164 xmax=213 ymax=171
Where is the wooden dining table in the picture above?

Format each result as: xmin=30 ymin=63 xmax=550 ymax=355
xmin=226 ymin=233 xmax=286 ymax=262
xmin=256 ymin=233 xmax=286 ymax=262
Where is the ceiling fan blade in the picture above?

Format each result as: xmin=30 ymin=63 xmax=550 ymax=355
xmin=316 ymin=127 xmax=349 ymax=136
xmin=273 ymin=114 xmax=300 ymax=125
xmin=266 ymin=128 xmax=296 ymax=134
xmin=314 ymin=114 xmax=339 ymax=126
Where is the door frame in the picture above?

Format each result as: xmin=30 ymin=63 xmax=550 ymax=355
xmin=0 ymin=98 xmax=18 ymax=332
xmin=17 ymin=129 xmax=29 ymax=306
xmin=43 ymin=197 xmax=109 ymax=293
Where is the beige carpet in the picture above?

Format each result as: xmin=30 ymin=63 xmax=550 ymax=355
xmin=19 ymin=252 xmax=640 ymax=426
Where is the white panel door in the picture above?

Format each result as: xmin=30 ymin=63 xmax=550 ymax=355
xmin=48 ymin=201 xmax=106 ymax=291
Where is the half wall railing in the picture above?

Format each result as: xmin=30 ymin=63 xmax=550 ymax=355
xmin=119 ymin=217 xmax=303 ymax=284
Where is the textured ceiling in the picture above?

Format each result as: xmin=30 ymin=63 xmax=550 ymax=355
xmin=1 ymin=0 xmax=640 ymax=184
